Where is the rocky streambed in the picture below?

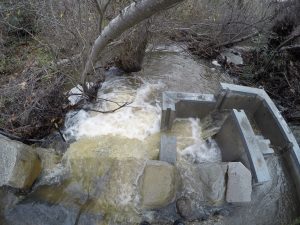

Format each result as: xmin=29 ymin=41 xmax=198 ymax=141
xmin=0 ymin=45 xmax=299 ymax=225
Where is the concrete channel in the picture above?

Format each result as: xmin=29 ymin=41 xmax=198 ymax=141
xmin=159 ymin=83 xmax=300 ymax=200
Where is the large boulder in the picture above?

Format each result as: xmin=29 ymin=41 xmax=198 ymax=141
xmin=140 ymin=160 xmax=177 ymax=209
xmin=0 ymin=135 xmax=41 ymax=189
xmin=197 ymin=163 xmax=227 ymax=204
xmin=177 ymin=162 xmax=227 ymax=206
xmin=176 ymin=196 xmax=211 ymax=221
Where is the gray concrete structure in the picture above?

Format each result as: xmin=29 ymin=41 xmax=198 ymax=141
xmin=161 ymin=92 xmax=216 ymax=130
xmin=215 ymin=109 xmax=271 ymax=183
xmin=219 ymin=83 xmax=300 ymax=197
xmin=160 ymin=83 xmax=300 ymax=198
xmin=256 ymin=136 xmax=274 ymax=157
xmin=159 ymin=134 xmax=177 ymax=164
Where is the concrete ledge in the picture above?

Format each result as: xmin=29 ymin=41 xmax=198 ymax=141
xmin=256 ymin=136 xmax=274 ymax=157
xmin=160 ymin=134 xmax=177 ymax=164
xmin=161 ymin=92 xmax=216 ymax=130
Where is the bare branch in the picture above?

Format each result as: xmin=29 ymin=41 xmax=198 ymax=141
xmin=87 ymin=102 xmax=132 ymax=114
xmin=81 ymin=0 xmax=184 ymax=91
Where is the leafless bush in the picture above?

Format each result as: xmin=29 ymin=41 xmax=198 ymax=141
xmin=153 ymin=0 xmax=277 ymax=58
xmin=0 ymin=66 xmax=67 ymax=139
xmin=0 ymin=0 xmax=153 ymax=140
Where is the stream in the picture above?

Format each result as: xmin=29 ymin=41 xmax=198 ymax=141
xmin=1 ymin=45 xmax=299 ymax=225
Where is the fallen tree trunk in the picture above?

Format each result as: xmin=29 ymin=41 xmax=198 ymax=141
xmin=80 ymin=0 xmax=183 ymax=90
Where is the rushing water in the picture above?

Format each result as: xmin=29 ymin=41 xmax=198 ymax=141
xmin=1 ymin=46 xmax=299 ymax=225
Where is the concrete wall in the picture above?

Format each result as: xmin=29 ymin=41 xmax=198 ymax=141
xmin=161 ymin=92 xmax=216 ymax=130
xmin=215 ymin=109 xmax=271 ymax=183
xmin=160 ymin=83 xmax=300 ymax=198
xmin=220 ymin=83 xmax=300 ymax=197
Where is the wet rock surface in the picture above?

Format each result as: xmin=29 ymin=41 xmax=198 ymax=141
xmin=178 ymin=162 xmax=227 ymax=206
xmin=0 ymin=189 xmax=21 ymax=216
xmin=4 ymin=200 xmax=103 ymax=225
xmin=197 ymin=163 xmax=227 ymax=205
xmin=220 ymin=49 xmax=244 ymax=65
xmin=176 ymin=197 xmax=194 ymax=220
xmin=140 ymin=160 xmax=177 ymax=209
xmin=176 ymin=197 xmax=210 ymax=221
xmin=0 ymin=135 xmax=41 ymax=190
xmin=40 ymin=132 xmax=69 ymax=154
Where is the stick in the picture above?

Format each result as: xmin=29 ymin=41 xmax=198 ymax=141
xmin=87 ymin=102 xmax=131 ymax=114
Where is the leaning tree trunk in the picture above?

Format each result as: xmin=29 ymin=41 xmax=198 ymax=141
xmin=81 ymin=0 xmax=183 ymax=90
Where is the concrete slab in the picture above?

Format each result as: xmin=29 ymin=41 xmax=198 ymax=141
xmin=160 ymin=134 xmax=177 ymax=164
xmin=214 ymin=111 xmax=247 ymax=163
xmin=215 ymin=109 xmax=271 ymax=184
xmin=256 ymin=136 xmax=274 ymax=157
xmin=226 ymin=162 xmax=252 ymax=203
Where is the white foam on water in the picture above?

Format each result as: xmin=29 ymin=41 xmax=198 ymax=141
xmin=64 ymin=81 xmax=164 ymax=141
xmin=181 ymin=118 xmax=222 ymax=163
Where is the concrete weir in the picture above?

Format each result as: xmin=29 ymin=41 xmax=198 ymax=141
xmin=160 ymin=83 xmax=300 ymax=199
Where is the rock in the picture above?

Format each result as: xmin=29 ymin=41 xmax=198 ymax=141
xmin=177 ymin=162 xmax=227 ymax=207
xmin=4 ymin=200 xmax=103 ymax=225
xmin=103 ymin=66 xmax=124 ymax=76
xmin=220 ymin=49 xmax=244 ymax=65
xmin=34 ymin=163 xmax=68 ymax=187
xmin=0 ymin=136 xmax=41 ymax=189
xmin=213 ymin=207 xmax=231 ymax=217
xmin=194 ymin=205 xmax=211 ymax=221
xmin=140 ymin=160 xmax=177 ymax=209
xmin=226 ymin=162 xmax=252 ymax=203
xmin=198 ymin=163 xmax=227 ymax=205
xmin=173 ymin=219 xmax=185 ymax=225
xmin=0 ymin=189 xmax=21 ymax=216
xmin=176 ymin=197 xmax=194 ymax=219
xmin=40 ymin=132 xmax=69 ymax=154
xmin=176 ymin=196 xmax=213 ymax=221
xmin=24 ymin=147 xmax=65 ymax=189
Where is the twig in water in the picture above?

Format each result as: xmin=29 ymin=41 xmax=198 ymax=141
xmin=87 ymin=102 xmax=132 ymax=114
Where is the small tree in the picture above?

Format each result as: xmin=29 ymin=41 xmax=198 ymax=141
xmin=80 ymin=0 xmax=184 ymax=92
